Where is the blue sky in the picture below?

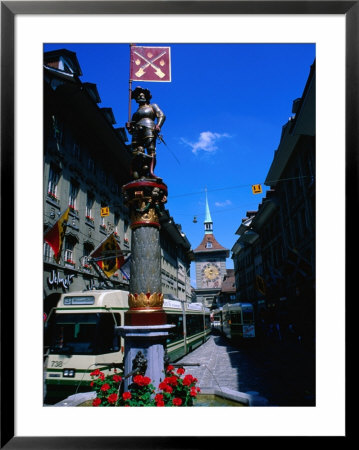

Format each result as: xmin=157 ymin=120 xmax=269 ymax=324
xmin=44 ymin=43 xmax=315 ymax=285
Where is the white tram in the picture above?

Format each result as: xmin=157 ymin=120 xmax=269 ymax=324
xmin=44 ymin=290 xmax=210 ymax=402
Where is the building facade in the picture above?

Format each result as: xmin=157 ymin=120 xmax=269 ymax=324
xmin=193 ymin=191 xmax=229 ymax=308
xmin=216 ymin=269 xmax=236 ymax=308
xmin=232 ymin=60 xmax=315 ymax=339
xmin=43 ymin=49 xmax=193 ymax=314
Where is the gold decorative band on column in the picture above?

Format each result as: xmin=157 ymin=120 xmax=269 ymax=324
xmin=128 ymin=292 xmax=164 ymax=309
xmin=130 ymin=203 xmax=160 ymax=229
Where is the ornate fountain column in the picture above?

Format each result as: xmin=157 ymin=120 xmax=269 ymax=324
xmin=118 ymin=178 xmax=173 ymax=392
xmin=122 ymin=178 xmax=168 ymax=326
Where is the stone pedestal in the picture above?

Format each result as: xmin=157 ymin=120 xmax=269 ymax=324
xmin=116 ymin=325 xmax=174 ymax=392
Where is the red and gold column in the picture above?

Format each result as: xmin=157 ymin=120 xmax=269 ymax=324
xmin=122 ymin=179 xmax=168 ymax=326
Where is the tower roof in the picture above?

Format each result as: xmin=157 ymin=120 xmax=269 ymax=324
xmin=204 ymin=188 xmax=213 ymax=235
xmin=204 ymin=189 xmax=213 ymax=225
xmin=193 ymin=233 xmax=229 ymax=255
xmin=194 ymin=188 xmax=228 ymax=255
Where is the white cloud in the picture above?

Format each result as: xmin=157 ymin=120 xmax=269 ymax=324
xmin=215 ymin=200 xmax=232 ymax=207
xmin=182 ymin=131 xmax=230 ymax=155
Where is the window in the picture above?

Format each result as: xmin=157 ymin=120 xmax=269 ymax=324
xmin=86 ymin=193 xmax=94 ymax=220
xmin=44 ymin=242 xmax=54 ymax=262
xmin=186 ymin=314 xmax=203 ymax=337
xmin=52 ymin=115 xmax=64 ymax=146
xmin=69 ymin=181 xmax=79 ymax=210
xmin=82 ymin=243 xmax=94 ymax=268
xmin=64 ymin=238 xmax=75 ymax=265
xmin=114 ymin=213 xmax=120 ymax=236
xmin=206 ymin=242 xmax=213 ymax=248
xmin=166 ymin=313 xmax=184 ymax=344
xmin=47 ymin=313 xmax=119 ymax=356
xmin=47 ymin=165 xmax=60 ymax=199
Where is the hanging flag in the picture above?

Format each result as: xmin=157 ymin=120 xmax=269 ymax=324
xmin=90 ymin=233 xmax=125 ymax=278
xmin=44 ymin=207 xmax=70 ymax=263
xmin=130 ymin=46 xmax=171 ymax=82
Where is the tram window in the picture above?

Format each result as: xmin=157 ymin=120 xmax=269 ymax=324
xmin=166 ymin=313 xmax=183 ymax=343
xmin=187 ymin=314 xmax=202 ymax=336
xmin=49 ymin=313 xmax=97 ymax=355
xmin=96 ymin=314 xmax=119 ymax=354
xmin=205 ymin=316 xmax=211 ymax=329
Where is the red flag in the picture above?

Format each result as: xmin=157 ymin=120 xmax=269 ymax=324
xmin=130 ymin=46 xmax=171 ymax=82
xmin=44 ymin=207 xmax=70 ymax=263
xmin=90 ymin=233 xmax=125 ymax=277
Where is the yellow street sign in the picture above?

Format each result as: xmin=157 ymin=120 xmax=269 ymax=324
xmin=101 ymin=207 xmax=110 ymax=217
xmin=252 ymin=184 xmax=262 ymax=194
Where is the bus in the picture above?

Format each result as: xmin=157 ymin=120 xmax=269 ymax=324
xmin=44 ymin=290 xmax=210 ymax=402
xmin=222 ymin=303 xmax=255 ymax=342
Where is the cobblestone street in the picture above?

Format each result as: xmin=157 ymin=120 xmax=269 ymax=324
xmin=176 ymin=333 xmax=315 ymax=406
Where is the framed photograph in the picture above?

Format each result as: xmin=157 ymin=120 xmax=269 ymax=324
xmin=1 ymin=1 xmax=353 ymax=447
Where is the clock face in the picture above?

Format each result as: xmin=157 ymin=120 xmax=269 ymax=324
xmin=201 ymin=263 xmax=220 ymax=282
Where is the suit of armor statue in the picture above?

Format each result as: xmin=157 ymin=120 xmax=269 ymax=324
xmin=126 ymin=87 xmax=165 ymax=179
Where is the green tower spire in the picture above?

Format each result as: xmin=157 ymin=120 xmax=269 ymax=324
xmin=204 ymin=188 xmax=213 ymax=234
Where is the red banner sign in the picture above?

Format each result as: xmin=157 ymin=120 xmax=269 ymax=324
xmin=130 ymin=46 xmax=171 ymax=82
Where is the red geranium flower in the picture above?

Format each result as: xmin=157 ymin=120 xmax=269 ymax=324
xmin=133 ymin=374 xmax=152 ymax=386
xmin=122 ymin=391 xmax=132 ymax=400
xmin=101 ymin=383 xmax=110 ymax=392
xmin=156 ymin=400 xmax=165 ymax=407
xmin=160 ymin=384 xmax=173 ymax=394
xmin=177 ymin=367 xmax=185 ymax=375
xmin=90 ymin=369 xmax=101 ymax=377
xmin=166 ymin=365 xmax=174 ymax=372
xmin=113 ymin=374 xmax=122 ymax=383
xmin=107 ymin=393 xmax=118 ymax=404
xmin=155 ymin=393 xmax=164 ymax=403
xmin=190 ymin=389 xmax=197 ymax=397
xmin=172 ymin=398 xmax=182 ymax=406
xmin=164 ymin=376 xmax=178 ymax=386
xmin=92 ymin=398 xmax=101 ymax=406
xmin=183 ymin=374 xmax=197 ymax=386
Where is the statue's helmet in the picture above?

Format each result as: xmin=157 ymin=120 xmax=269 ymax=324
xmin=132 ymin=86 xmax=152 ymax=101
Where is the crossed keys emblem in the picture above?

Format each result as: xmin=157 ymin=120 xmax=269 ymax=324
xmin=133 ymin=50 xmax=167 ymax=79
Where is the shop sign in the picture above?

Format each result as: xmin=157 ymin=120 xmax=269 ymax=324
xmin=48 ymin=270 xmax=74 ymax=290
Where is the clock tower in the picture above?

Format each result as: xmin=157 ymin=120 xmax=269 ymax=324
xmin=193 ymin=190 xmax=229 ymax=308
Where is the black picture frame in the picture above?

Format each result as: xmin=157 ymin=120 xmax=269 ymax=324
xmin=1 ymin=1 xmax=353 ymax=447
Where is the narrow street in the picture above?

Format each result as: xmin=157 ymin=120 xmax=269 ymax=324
xmin=176 ymin=333 xmax=315 ymax=407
